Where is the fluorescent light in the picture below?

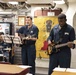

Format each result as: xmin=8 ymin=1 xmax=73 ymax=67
xmin=8 ymin=1 xmax=18 ymax=5
xmin=0 ymin=12 xmax=13 ymax=15
xmin=53 ymin=0 xmax=65 ymax=4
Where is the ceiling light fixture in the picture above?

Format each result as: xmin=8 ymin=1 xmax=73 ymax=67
xmin=53 ymin=0 xmax=65 ymax=4
xmin=8 ymin=1 xmax=18 ymax=5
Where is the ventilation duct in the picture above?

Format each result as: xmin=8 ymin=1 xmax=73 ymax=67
xmin=0 ymin=12 xmax=15 ymax=18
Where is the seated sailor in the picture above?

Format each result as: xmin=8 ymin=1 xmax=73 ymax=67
xmin=0 ymin=34 xmax=9 ymax=62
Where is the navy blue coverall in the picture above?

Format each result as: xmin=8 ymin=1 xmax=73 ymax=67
xmin=47 ymin=24 xmax=75 ymax=75
xmin=18 ymin=25 xmax=39 ymax=75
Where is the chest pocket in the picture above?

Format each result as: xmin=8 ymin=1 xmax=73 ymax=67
xmin=24 ymin=26 xmax=34 ymax=36
xmin=30 ymin=30 xmax=34 ymax=35
xmin=64 ymin=32 xmax=69 ymax=39
xmin=59 ymin=31 xmax=69 ymax=43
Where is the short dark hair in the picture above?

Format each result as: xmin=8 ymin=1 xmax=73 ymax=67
xmin=26 ymin=16 xmax=32 ymax=20
xmin=58 ymin=13 xmax=66 ymax=19
xmin=0 ymin=32 xmax=4 ymax=35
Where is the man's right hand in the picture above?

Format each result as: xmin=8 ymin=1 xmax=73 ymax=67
xmin=48 ymin=40 xmax=52 ymax=46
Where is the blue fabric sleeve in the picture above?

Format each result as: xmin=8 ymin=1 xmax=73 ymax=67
xmin=34 ymin=27 xmax=39 ymax=39
xmin=17 ymin=26 xmax=25 ymax=34
xmin=69 ymin=28 xmax=75 ymax=48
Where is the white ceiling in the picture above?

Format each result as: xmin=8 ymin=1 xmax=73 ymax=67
xmin=0 ymin=0 xmax=26 ymax=2
xmin=1 ymin=0 xmax=76 ymax=3
xmin=67 ymin=0 xmax=76 ymax=2
xmin=0 ymin=0 xmax=76 ymax=4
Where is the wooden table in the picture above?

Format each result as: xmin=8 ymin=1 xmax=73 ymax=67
xmin=0 ymin=64 xmax=30 ymax=75
xmin=52 ymin=71 xmax=76 ymax=75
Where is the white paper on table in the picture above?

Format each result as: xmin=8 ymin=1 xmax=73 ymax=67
xmin=17 ymin=65 xmax=31 ymax=69
xmin=53 ymin=67 xmax=66 ymax=72
xmin=66 ymin=68 xmax=76 ymax=73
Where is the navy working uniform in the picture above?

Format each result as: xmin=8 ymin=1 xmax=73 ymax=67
xmin=47 ymin=24 xmax=75 ymax=75
xmin=17 ymin=24 xmax=39 ymax=75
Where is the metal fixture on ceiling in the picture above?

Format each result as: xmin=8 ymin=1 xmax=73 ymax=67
xmin=0 ymin=0 xmax=76 ymax=10
xmin=0 ymin=0 xmax=30 ymax=18
xmin=0 ymin=0 xmax=31 ymax=10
